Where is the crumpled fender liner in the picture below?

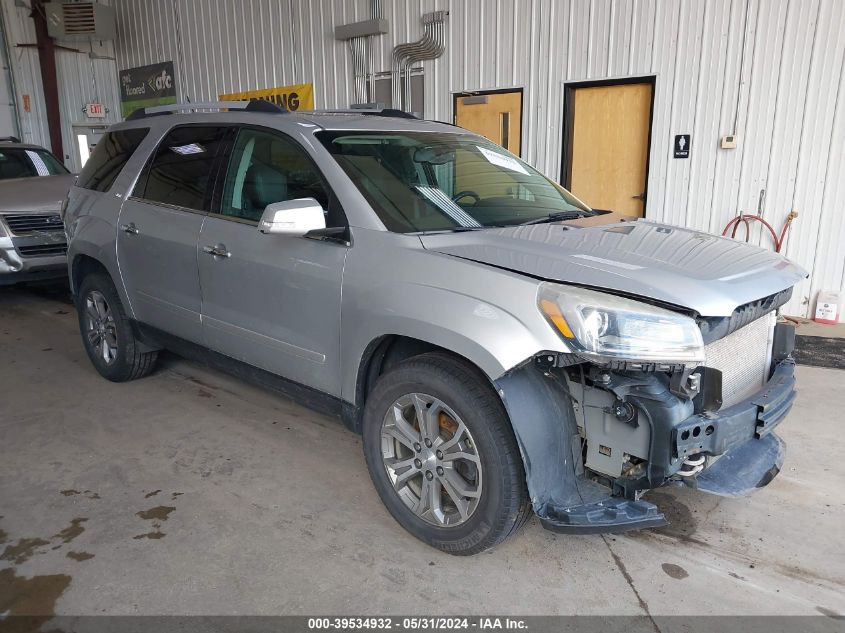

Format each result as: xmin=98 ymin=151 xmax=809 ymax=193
xmin=495 ymin=361 xmax=666 ymax=534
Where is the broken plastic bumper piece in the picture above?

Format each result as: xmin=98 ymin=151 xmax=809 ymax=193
xmin=535 ymin=360 xmax=796 ymax=535
xmin=538 ymin=496 xmax=666 ymax=534
xmin=691 ymin=432 xmax=786 ymax=497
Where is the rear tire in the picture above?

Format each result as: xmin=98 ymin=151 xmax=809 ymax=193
xmin=76 ymin=272 xmax=158 ymax=382
xmin=362 ymin=352 xmax=531 ymax=555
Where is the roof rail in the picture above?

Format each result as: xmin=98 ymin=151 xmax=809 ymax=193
xmin=305 ymin=108 xmax=420 ymax=120
xmin=125 ymin=99 xmax=287 ymax=121
xmin=0 ymin=136 xmax=22 ymax=143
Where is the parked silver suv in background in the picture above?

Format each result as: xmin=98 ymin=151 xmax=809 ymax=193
xmin=64 ymin=102 xmax=807 ymax=554
xmin=1 ymin=138 xmax=75 ymax=285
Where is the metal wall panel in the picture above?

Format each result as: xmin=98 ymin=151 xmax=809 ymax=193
xmin=1 ymin=0 xmax=49 ymax=149
xmin=1 ymin=0 xmax=121 ymax=170
xmin=100 ymin=0 xmax=845 ymax=319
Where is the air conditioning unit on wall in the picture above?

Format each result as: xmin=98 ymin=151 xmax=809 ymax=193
xmin=44 ymin=2 xmax=116 ymax=41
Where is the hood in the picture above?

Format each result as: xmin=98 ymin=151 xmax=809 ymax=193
xmin=0 ymin=174 xmax=76 ymax=213
xmin=419 ymin=220 xmax=807 ymax=317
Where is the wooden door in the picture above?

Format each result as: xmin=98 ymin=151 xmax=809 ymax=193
xmin=567 ymin=82 xmax=652 ymax=217
xmin=455 ymin=90 xmax=522 ymax=155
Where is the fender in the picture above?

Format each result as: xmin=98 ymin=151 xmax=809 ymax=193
xmin=339 ymin=228 xmax=572 ymax=404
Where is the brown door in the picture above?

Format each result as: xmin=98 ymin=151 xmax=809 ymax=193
xmin=565 ymin=82 xmax=652 ymax=217
xmin=455 ymin=90 xmax=522 ymax=156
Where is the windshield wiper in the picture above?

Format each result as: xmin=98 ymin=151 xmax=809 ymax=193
xmin=519 ymin=210 xmax=594 ymax=225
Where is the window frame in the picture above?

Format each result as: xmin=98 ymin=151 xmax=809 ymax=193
xmin=129 ymin=123 xmax=233 ymax=216
xmin=207 ymin=124 xmax=348 ymax=230
xmin=76 ymin=128 xmax=149 ymax=193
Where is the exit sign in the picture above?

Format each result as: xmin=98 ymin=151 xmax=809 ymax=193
xmin=85 ymin=102 xmax=106 ymax=118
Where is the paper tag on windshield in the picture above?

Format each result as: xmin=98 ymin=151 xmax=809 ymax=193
xmin=476 ymin=146 xmax=529 ymax=175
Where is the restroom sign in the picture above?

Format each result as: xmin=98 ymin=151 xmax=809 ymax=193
xmin=85 ymin=102 xmax=106 ymax=118
xmin=674 ymin=134 xmax=691 ymax=159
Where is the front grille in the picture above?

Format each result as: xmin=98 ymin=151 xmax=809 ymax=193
xmin=2 ymin=213 xmax=64 ymax=236
xmin=17 ymin=243 xmax=68 ymax=258
xmin=703 ymin=312 xmax=775 ymax=408
xmin=699 ymin=287 xmax=793 ymax=344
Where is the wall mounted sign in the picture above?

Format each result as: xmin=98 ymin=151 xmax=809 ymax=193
xmin=119 ymin=61 xmax=177 ymax=118
xmin=674 ymin=134 xmax=691 ymax=159
xmin=22 ymin=94 xmax=31 ymax=113
xmin=84 ymin=102 xmax=106 ymax=118
xmin=219 ymin=83 xmax=314 ymax=111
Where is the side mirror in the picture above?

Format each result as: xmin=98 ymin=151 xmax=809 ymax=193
xmin=258 ymin=198 xmax=326 ymax=236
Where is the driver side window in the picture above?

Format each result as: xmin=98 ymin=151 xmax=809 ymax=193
xmin=220 ymin=128 xmax=330 ymax=223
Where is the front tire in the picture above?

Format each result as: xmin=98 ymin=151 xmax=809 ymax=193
xmin=76 ymin=272 xmax=158 ymax=382
xmin=362 ymin=353 xmax=531 ymax=555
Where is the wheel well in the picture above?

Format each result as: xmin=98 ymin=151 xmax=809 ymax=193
xmin=71 ymin=255 xmax=108 ymax=295
xmin=349 ymin=335 xmax=491 ymax=433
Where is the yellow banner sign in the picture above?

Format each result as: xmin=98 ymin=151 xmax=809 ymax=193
xmin=219 ymin=83 xmax=314 ymax=112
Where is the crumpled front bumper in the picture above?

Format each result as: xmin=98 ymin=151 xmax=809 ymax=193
xmin=497 ymin=355 xmax=798 ymax=535
xmin=674 ymin=359 xmax=795 ymax=467
xmin=549 ymin=359 xmax=796 ymax=533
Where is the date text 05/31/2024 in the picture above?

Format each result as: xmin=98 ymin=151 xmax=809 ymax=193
xmin=307 ymin=617 xmax=529 ymax=630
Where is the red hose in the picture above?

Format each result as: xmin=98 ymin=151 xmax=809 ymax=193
xmin=722 ymin=212 xmax=796 ymax=253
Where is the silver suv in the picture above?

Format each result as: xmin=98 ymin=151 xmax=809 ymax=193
xmin=1 ymin=138 xmax=75 ymax=284
xmin=64 ymin=102 xmax=806 ymax=554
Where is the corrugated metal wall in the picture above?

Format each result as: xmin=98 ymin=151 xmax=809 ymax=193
xmin=1 ymin=0 xmax=122 ymax=172
xmin=0 ymin=4 xmax=19 ymax=137
xmin=6 ymin=0 xmax=840 ymax=319
xmin=1 ymin=0 xmax=50 ymax=148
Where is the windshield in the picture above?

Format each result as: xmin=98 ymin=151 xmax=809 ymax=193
xmin=317 ymin=131 xmax=589 ymax=232
xmin=0 ymin=148 xmax=69 ymax=180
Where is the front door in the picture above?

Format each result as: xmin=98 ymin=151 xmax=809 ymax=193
xmin=197 ymin=126 xmax=347 ymax=396
xmin=563 ymin=80 xmax=653 ymax=217
xmin=454 ymin=89 xmax=522 ymax=156
xmin=117 ymin=125 xmax=227 ymax=343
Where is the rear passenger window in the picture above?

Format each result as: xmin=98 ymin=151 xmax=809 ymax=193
xmin=137 ymin=126 xmax=227 ymax=211
xmin=77 ymin=128 xmax=149 ymax=192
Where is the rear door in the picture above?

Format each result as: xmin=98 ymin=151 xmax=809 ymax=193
xmin=197 ymin=125 xmax=348 ymax=395
xmin=117 ymin=125 xmax=228 ymax=343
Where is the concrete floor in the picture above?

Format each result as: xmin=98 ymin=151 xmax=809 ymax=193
xmin=1 ymin=285 xmax=844 ymax=618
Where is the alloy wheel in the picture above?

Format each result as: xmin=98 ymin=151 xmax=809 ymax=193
xmin=380 ymin=393 xmax=482 ymax=527
xmin=84 ymin=290 xmax=118 ymax=365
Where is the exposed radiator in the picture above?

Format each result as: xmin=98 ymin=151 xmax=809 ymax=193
xmin=703 ymin=311 xmax=776 ymax=408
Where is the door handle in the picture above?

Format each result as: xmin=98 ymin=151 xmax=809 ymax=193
xmin=121 ymin=222 xmax=139 ymax=235
xmin=631 ymin=192 xmax=646 ymax=201
xmin=203 ymin=244 xmax=231 ymax=258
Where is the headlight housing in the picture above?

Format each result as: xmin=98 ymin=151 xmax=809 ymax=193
xmin=538 ymin=282 xmax=704 ymax=363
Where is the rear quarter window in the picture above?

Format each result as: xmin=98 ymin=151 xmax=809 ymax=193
xmin=77 ymin=128 xmax=150 ymax=192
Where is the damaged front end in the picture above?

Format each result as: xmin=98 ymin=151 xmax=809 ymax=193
xmin=495 ymin=285 xmax=798 ymax=535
